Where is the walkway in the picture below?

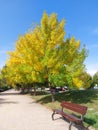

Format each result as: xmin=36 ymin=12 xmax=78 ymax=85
xmin=0 ymin=89 xmax=94 ymax=130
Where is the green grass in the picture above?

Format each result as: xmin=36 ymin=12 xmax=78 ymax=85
xmin=32 ymin=89 xmax=98 ymax=130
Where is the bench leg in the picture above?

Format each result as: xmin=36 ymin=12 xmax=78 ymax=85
xmin=52 ymin=112 xmax=55 ymax=120
xmin=79 ymin=121 xmax=89 ymax=130
xmin=69 ymin=122 xmax=72 ymax=130
xmin=75 ymin=122 xmax=89 ymax=130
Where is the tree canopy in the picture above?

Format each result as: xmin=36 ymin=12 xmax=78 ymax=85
xmin=5 ymin=12 xmax=88 ymax=91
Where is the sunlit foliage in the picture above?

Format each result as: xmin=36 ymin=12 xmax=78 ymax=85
xmin=6 ymin=12 xmax=87 ymax=91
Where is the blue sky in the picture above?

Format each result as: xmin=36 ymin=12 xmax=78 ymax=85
xmin=0 ymin=0 xmax=98 ymax=76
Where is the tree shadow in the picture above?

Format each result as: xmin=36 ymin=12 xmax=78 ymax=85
xmin=0 ymin=98 xmax=5 ymax=101
xmin=0 ymin=90 xmax=22 ymax=105
xmin=35 ymin=94 xmax=52 ymax=104
xmin=52 ymin=115 xmax=96 ymax=130
xmin=0 ymin=97 xmax=18 ymax=105
xmin=54 ymin=116 xmax=96 ymax=130
xmin=0 ymin=98 xmax=18 ymax=104
xmin=36 ymin=90 xmax=98 ymax=104
xmin=35 ymin=90 xmax=97 ymax=129
xmin=31 ymin=91 xmax=49 ymax=96
xmin=0 ymin=92 xmax=21 ymax=96
xmin=55 ymin=90 xmax=98 ymax=104
xmin=0 ymin=101 xmax=18 ymax=104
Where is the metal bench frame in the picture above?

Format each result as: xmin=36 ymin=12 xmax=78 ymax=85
xmin=52 ymin=101 xmax=88 ymax=130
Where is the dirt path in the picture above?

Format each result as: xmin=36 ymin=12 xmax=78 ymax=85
xmin=0 ymin=89 xmax=94 ymax=130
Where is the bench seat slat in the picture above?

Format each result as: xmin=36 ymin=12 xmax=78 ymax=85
xmin=53 ymin=109 xmax=82 ymax=123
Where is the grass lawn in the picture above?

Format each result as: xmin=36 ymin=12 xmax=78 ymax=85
xmin=32 ymin=89 xmax=98 ymax=130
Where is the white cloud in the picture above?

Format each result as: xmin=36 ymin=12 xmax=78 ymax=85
xmin=86 ymin=69 xmax=97 ymax=76
xmin=86 ymin=64 xmax=98 ymax=76
xmin=93 ymin=27 xmax=98 ymax=35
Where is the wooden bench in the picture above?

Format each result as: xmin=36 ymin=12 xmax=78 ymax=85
xmin=52 ymin=101 xmax=88 ymax=130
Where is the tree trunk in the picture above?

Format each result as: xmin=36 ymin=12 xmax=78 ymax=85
xmin=45 ymin=66 xmax=55 ymax=102
xmin=33 ymin=87 xmax=36 ymax=95
xmin=20 ymin=87 xmax=25 ymax=94
xmin=33 ymin=83 xmax=36 ymax=96
xmin=51 ymin=91 xmax=55 ymax=102
xmin=48 ymin=82 xmax=55 ymax=102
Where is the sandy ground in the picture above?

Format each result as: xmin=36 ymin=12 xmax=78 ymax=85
xmin=0 ymin=89 xmax=94 ymax=130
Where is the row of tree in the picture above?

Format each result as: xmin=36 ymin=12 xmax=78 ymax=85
xmin=0 ymin=12 xmax=95 ymax=100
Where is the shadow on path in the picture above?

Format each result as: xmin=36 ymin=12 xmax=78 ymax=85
xmin=0 ymin=90 xmax=19 ymax=105
xmin=0 ymin=93 xmax=20 ymax=96
xmin=0 ymin=97 xmax=18 ymax=105
xmin=0 ymin=101 xmax=18 ymax=104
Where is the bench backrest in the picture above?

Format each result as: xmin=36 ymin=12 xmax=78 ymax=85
xmin=61 ymin=101 xmax=87 ymax=115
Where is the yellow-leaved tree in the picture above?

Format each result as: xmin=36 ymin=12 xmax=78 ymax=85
xmin=6 ymin=12 xmax=87 ymax=101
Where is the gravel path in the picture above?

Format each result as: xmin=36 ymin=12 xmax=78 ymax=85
xmin=0 ymin=89 xmax=94 ymax=130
